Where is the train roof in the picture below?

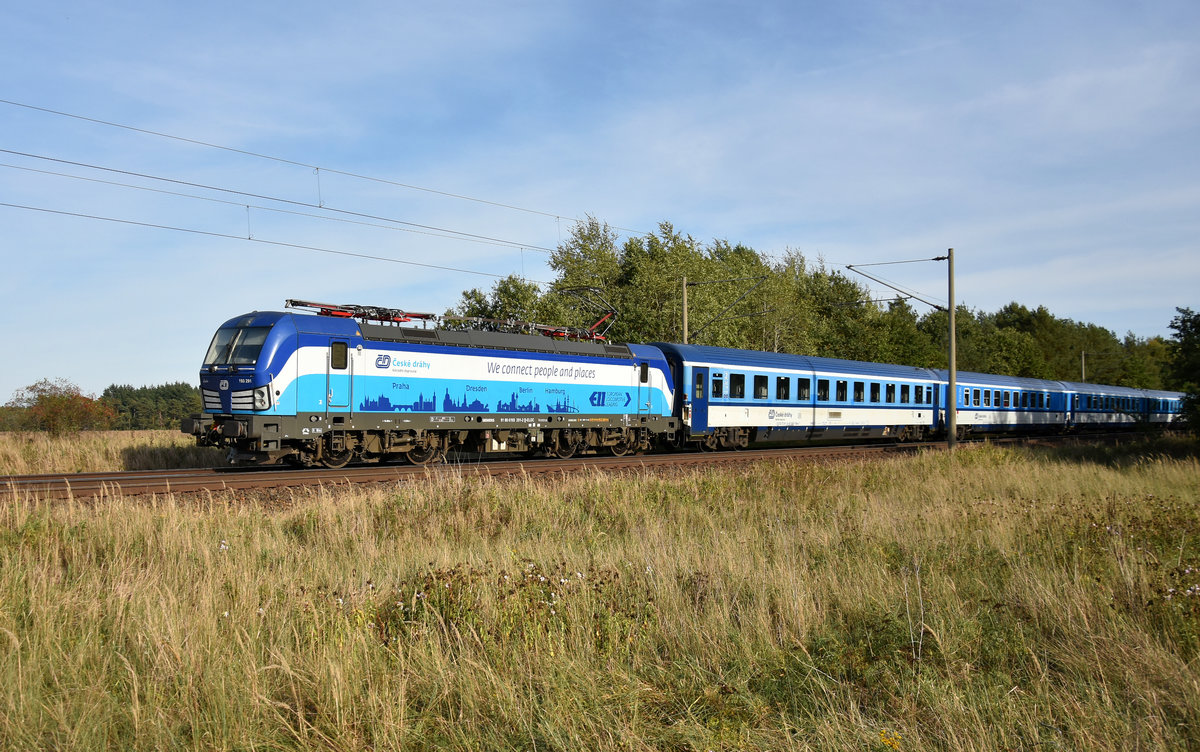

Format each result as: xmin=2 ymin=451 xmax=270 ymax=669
xmin=218 ymin=311 xmax=636 ymax=359
xmin=1057 ymin=380 xmax=1184 ymax=399
xmin=933 ymin=369 xmax=1065 ymax=392
xmin=652 ymin=342 xmax=940 ymax=381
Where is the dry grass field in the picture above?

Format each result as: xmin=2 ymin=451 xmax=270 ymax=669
xmin=0 ymin=430 xmax=225 ymax=475
xmin=1 ymin=438 xmax=1198 ymax=750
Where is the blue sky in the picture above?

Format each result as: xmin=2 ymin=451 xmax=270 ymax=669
xmin=2 ymin=0 xmax=1198 ymax=399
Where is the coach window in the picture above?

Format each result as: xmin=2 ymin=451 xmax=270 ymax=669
xmin=983 ymin=390 xmax=991 ymax=407
xmin=731 ymin=374 xmax=745 ymax=399
xmin=886 ymin=384 xmax=896 ymax=403
xmin=915 ymin=385 xmax=924 ymax=403
xmin=972 ymin=389 xmax=981 ymax=407
xmin=1021 ymin=393 xmax=1028 ymax=408
xmin=870 ymin=383 xmax=880 ymax=402
xmin=836 ymin=381 xmax=848 ymax=402
xmin=799 ymin=378 xmax=811 ymax=400
xmin=331 ymin=342 xmax=348 ymax=370
xmin=712 ymin=376 xmax=724 ymax=398
xmin=853 ymin=382 xmax=865 ymax=403
xmin=1003 ymin=392 xmax=1010 ymax=407
xmin=901 ymin=384 xmax=911 ymax=403
xmin=817 ymin=379 xmax=830 ymax=401
xmin=754 ymin=375 xmax=768 ymax=399
xmin=776 ymin=377 xmax=790 ymax=400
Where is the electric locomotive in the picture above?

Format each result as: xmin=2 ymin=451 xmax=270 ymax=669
xmin=182 ymin=300 xmax=678 ymax=466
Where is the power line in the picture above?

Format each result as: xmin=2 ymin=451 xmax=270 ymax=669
xmin=0 ymin=160 xmax=546 ymax=252
xmin=845 ymin=262 xmax=947 ymax=310
xmin=846 ymin=256 xmax=945 ymax=267
xmin=0 ymin=200 xmax=555 ymax=283
xmin=0 ymin=97 xmax=654 ymax=237
xmin=0 ymin=148 xmax=557 ymax=253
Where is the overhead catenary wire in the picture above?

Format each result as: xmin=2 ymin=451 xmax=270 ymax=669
xmin=0 ymin=161 xmax=544 ymax=252
xmin=0 ymin=97 xmax=654 ymax=237
xmin=0 ymin=200 xmax=556 ymax=283
xmin=0 ymin=148 xmax=558 ymax=253
xmin=845 ymin=260 xmax=947 ymax=310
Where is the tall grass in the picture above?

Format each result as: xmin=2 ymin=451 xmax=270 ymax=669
xmin=0 ymin=430 xmax=224 ymax=475
xmin=1 ymin=441 xmax=1198 ymax=750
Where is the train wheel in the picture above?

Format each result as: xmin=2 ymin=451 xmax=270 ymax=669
xmin=608 ymin=440 xmax=631 ymax=457
xmin=321 ymin=449 xmax=353 ymax=469
xmin=406 ymin=445 xmax=443 ymax=465
xmin=553 ymin=442 xmax=576 ymax=459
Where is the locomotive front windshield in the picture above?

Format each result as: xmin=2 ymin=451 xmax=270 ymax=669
xmin=204 ymin=326 xmax=271 ymax=366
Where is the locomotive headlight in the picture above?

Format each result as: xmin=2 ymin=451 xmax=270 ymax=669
xmin=253 ymin=386 xmax=271 ymax=410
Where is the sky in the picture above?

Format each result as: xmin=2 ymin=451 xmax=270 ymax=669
xmin=2 ymin=0 xmax=1198 ymax=399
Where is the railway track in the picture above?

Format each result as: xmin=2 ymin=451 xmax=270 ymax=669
xmin=0 ymin=434 xmax=1101 ymax=501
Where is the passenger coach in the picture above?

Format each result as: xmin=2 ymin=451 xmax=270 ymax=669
xmin=655 ymin=343 xmax=942 ymax=448
xmin=942 ymin=371 xmax=1068 ymax=435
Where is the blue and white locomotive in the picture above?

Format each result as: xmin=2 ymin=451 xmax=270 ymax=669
xmin=182 ymin=301 xmax=678 ymax=466
xmin=183 ymin=300 xmax=1185 ymax=465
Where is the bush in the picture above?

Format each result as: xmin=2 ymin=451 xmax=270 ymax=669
xmin=3 ymin=378 xmax=114 ymax=434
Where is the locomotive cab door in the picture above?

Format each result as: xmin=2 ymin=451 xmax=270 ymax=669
xmin=690 ymin=367 xmax=710 ymax=432
xmin=327 ymin=340 xmax=352 ymax=411
xmin=637 ymin=360 xmax=651 ymax=415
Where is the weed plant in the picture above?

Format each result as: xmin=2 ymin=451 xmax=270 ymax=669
xmin=1 ymin=441 xmax=1198 ymax=750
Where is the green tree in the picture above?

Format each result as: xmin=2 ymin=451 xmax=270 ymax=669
xmin=1115 ymin=333 xmax=1170 ymax=389
xmin=1167 ymin=307 xmax=1200 ymax=429
xmin=876 ymin=299 xmax=939 ymax=367
xmin=101 ymin=382 xmax=203 ymax=430
xmin=451 ymin=218 xmax=1177 ymax=389
xmin=451 ymin=275 xmax=549 ymax=323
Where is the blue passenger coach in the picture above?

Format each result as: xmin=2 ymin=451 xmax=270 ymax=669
xmin=1062 ymin=381 xmax=1183 ymax=429
xmin=654 ymin=343 xmax=942 ymax=448
xmin=940 ymin=370 xmax=1068 ymax=435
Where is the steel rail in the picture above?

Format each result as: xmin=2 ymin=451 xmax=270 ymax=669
xmin=0 ymin=434 xmax=1124 ymax=501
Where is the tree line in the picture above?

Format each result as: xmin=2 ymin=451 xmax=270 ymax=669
xmin=0 ymin=380 xmax=201 ymax=433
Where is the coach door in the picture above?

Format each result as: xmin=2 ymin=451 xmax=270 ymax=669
xmin=690 ymin=367 xmax=710 ymax=432
xmin=327 ymin=340 xmax=351 ymax=411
